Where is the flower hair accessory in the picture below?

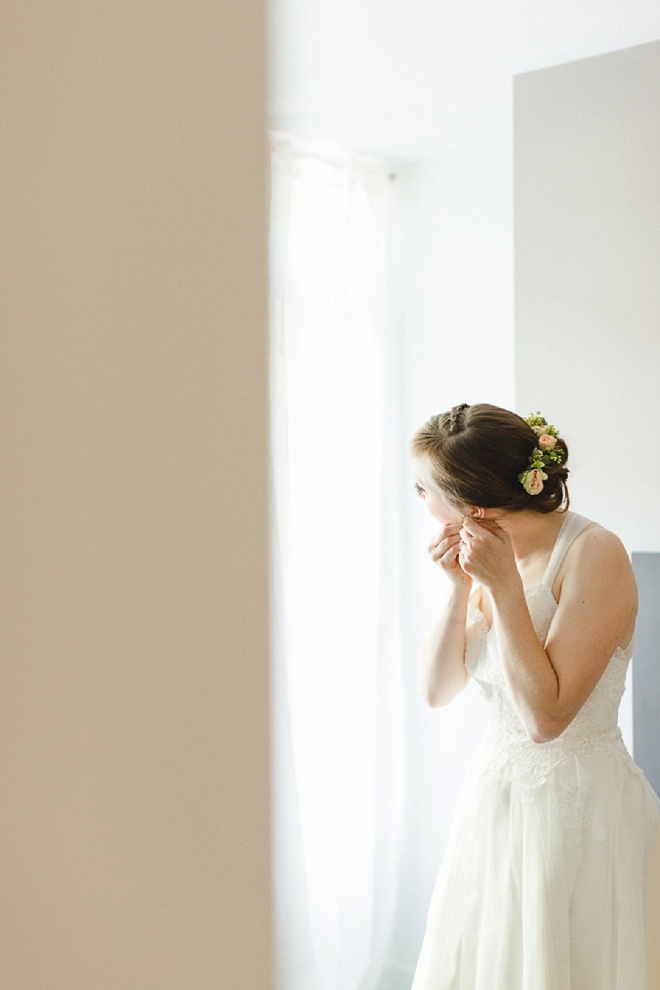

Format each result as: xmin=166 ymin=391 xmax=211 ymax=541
xmin=519 ymin=412 xmax=564 ymax=495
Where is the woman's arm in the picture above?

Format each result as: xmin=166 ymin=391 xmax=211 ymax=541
xmin=419 ymin=584 xmax=471 ymax=706
xmin=419 ymin=521 xmax=472 ymax=706
xmin=460 ymin=519 xmax=637 ymax=743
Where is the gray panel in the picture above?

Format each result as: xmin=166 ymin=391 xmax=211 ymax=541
xmin=631 ymin=553 xmax=660 ymax=798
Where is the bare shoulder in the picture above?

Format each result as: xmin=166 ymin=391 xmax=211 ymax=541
xmin=557 ymin=522 xmax=637 ymax=605
xmin=549 ymin=521 xmax=638 ymax=660
xmin=572 ymin=523 xmax=633 ymax=572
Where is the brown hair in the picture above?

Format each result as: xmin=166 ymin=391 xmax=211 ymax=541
xmin=410 ymin=403 xmax=569 ymax=514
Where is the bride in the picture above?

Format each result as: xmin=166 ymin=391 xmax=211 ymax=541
xmin=410 ymin=403 xmax=660 ymax=989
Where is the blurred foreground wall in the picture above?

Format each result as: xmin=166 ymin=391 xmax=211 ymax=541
xmin=0 ymin=3 xmax=273 ymax=987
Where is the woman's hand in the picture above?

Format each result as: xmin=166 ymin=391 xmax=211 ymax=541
xmin=428 ymin=522 xmax=472 ymax=588
xmin=458 ymin=516 xmax=519 ymax=591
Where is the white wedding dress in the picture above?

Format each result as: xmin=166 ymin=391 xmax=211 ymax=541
xmin=412 ymin=512 xmax=660 ymax=990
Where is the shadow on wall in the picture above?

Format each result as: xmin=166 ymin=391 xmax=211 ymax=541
xmin=631 ymin=553 xmax=660 ymax=798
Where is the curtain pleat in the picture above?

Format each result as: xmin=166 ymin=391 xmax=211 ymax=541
xmin=270 ymin=135 xmax=405 ymax=990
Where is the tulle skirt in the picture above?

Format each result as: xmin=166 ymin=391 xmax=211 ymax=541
xmin=411 ymin=736 xmax=660 ymax=990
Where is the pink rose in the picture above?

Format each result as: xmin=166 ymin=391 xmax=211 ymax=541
xmin=523 ymin=468 xmax=547 ymax=495
xmin=538 ymin=434 xmax=557 ymax=450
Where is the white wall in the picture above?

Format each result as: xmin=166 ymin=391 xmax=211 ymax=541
xmin=515 ymin=40 xmax=660 ymax=750
xmin=397 ymin=138 xmax=515 ymax=431
xmin=0 ymin=3 xmax=273 ymax=987
xmin=390 ymin=135 xmax=515 ymax=975
xmin=515 ymin=40 xmax=660 ymax=554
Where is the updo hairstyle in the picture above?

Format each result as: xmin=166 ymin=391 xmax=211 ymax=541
xmin=410 ymin=403 xmax=569 ymax=514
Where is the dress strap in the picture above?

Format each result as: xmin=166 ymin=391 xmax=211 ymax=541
xmin=542 ymin=511 xmax=594 ymax=590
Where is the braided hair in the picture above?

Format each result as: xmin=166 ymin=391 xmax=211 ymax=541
xmin=410 ymin=403 xmax=569 ymax=514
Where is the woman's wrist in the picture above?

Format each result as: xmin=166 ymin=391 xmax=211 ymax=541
xmin=489 ymin=569 xmax=524 ymax=610
xmin=446 ymin=581 xmax=472 ymax=607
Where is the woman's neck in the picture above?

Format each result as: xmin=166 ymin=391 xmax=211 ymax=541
xmin=497 ymin=509 xmax=566 ymax=564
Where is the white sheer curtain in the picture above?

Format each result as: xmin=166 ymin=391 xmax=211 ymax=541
xmin=270 ymin=135 xmax=406 ymax=990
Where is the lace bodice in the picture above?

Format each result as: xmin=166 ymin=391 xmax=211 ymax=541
xmin=463 ymin=512 xmax=640 ymax=794
xmin=466 ymin=584 xmax=632 ymax=745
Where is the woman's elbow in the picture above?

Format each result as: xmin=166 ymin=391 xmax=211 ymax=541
xmin=527 ymin=726 xmax=558 ymax=744
xmin=420 ymin=670 xmax=469 ymax=708
xmin=422 ymin=687 xmax=452 ymax=708
xmin=526 ymin=711 xmax=572 ymax=744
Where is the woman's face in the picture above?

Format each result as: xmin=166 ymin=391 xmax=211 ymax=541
xmin=412 ymin=456 xmax=465 ymax=525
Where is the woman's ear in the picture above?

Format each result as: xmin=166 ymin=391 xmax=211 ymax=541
xmin=472 ymin=507 xmax=504 ymax=521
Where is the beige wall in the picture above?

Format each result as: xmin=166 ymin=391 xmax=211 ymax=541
xmin=0 ymin=3 xmax=272 ymax=987
xmin=515 ymin=41 xmax=660 ymax=554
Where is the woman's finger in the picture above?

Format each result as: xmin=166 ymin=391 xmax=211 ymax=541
xmin=429 ymin=534 xmax=461 ymax=560
xmin=436 ymin=542 xmax=462 ymax=570
xmin=430 ymin=535 xmax=460 ymax=559
xmin=462 ymin=515 xmax=504 ymax=537
xmin=428 ymin=523 xmax=461 ymax=552
xmin=459 ymin=517 xmax=480 ymax=539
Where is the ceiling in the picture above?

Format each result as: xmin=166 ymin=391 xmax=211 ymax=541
xmin=268 ymin=0 xmax=660 ymax=159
